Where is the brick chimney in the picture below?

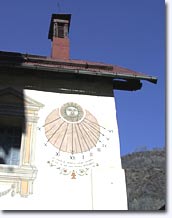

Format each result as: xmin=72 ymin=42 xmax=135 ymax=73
xmin=48 ymin=14 xmax=71 ymax=60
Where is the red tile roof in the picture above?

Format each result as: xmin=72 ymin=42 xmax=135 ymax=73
xmin=0 ymin=51 xmax=157 ymax=84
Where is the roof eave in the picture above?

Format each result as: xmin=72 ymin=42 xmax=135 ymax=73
xmin=112 ymin=73 xmax=158 ymax=84
xmin=0 ymin=50 xmax=158 ymax=85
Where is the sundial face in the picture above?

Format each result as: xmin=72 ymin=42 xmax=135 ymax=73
xmin=39 ymin=101 xmax=113 ymax=178
xmin=44 ymin=102 xmax=100 ymax=154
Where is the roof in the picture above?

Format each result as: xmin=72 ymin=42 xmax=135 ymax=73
xmin=0 ymin=51 xmax=157 ymax=90
xmin=0 ymin=51 xmax=157 ymax=84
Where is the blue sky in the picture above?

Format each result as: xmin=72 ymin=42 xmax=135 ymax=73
xmin=0 ymin=0 xmax=165 ymax=156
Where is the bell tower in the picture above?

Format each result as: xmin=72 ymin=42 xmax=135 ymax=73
xmin=48 ymin=14 xmax=71 ymax=60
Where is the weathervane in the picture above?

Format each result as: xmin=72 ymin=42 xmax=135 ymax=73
xmin=57 ymin=0 xmax=62 ymax=13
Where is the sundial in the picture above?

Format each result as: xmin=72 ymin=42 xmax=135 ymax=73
xmin=44 ymin=102 xmax=100 ymax=154
xmin=38 ymin=102 xmax=113 ymax=178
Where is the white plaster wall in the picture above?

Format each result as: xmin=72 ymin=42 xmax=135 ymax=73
xmin=91 ymin=167 xmax=128 ymax=210
xmin=0 ymin=90 xmax=127 ymax=210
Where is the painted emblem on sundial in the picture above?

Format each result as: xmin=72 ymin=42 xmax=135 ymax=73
xmin=60 ymin=102 xmax=84 ymax=123
xmin=44 ymin=102 xmax=100 ymax=154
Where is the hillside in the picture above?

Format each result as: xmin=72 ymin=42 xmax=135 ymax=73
xmin=121 ymin=148 xmax=166 ymax=210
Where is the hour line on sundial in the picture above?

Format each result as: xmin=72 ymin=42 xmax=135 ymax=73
xmin=43 ymin=116 xmax=61 ymax=127
xmin=83 ymin=119 xmax=105 ymax=136
xmin=45 ymin=121 xmax=66 ymax=144
xmin=79 ymin=123 xmax=97 ymax=146
xmin=80 ymin=122 xmax=101 ymax=142
xmin=84 ymin=118 xmax=106 ymax=130
xmin=58 ymin=123 xmax=69 ymax=151
xmin=45 ymin=123 xmax=57 ymax=135
xmin=77 ymin=124 xmax=91 ymax=152
xmin=72 ymin=123 xmax=74 ymax=154
xmin=74 ymin=124 xmax=83 ymax=153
